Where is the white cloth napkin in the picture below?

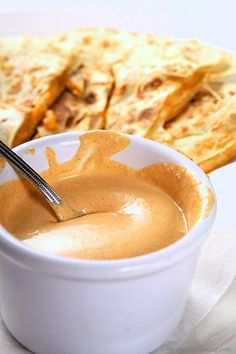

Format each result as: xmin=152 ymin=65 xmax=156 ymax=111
xmin=177 ymin=275 xmax=236 ymax=353
xmin=153 ymin=227 xmax=236 ymax=354
xmin=0 ymin=318 xmax=29 ymax=354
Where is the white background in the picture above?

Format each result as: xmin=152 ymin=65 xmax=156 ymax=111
xmin=0 ymin=0 xmax=235 ymax=50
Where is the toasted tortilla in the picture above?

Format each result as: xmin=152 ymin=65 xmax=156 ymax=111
xmin=36 ymin=28 xmax=137 ymax=137
xmin=0 ymin=35 xmax=73 ymax=146
xmin=36 ymin=70 xmax=112 ymax=138
xmin=0 ymin=103 xmax=26 ymax=147
xmin=151 ymin=82 xmax=236 ymax=172
xmin=1 ymin=27 xmax=236 ymax=169
xmin=107 ymin=69 xmax=208 ymax=136
xmin=106 ymin=35 xmax=234 ymax=137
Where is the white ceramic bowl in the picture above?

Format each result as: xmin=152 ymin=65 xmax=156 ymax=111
xmin=0 ymin=132 xmax=216 ymax=354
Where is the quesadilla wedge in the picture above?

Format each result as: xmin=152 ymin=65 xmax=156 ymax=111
xmin=106 ymin=35 xmax=233 ymax=137
xmin=35 ymin=27 xmax=137 ymax=137
xmin=0 ymin=35 xmax=73 ymax=146
xmin=0 ymin=103 xmax=28 ymax=147
xmin=151 ymin=82 xmax=236 ymax=172
xmin=35 ymin=70 xmax=112 ymax=138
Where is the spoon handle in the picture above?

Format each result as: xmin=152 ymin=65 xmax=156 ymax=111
xmin=0 ymin=140 xmax=62 ymax=206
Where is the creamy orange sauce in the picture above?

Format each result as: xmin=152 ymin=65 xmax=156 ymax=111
xmin=0 ymin=131 xmax=214 ymax=260
xmin=0 ymin=157 xmax=6 ymax=172
xmin=24 ymin=148 xmax=35 ymax=156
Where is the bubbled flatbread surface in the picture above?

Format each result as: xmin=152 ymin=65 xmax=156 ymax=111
xmin=150 ymin=82 xmax=236 ymax=172
xmin=36 ymin=28 xmax=234 ymax=140
xmin=36 ymin=28 xmax=135 ymax=137
xmin=0 ymin=103 xmax=26 ymax=147
xmin=106 ymin=34 xmax=231 ymax=136
xmin=1 ymin=28 xmax=236 ymax=173
xmin=0 ymin=35 xmax=73 ymax=146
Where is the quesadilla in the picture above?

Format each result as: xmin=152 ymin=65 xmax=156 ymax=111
xmin=0 ymin=35 xmax=73 ymax=146
xmin=151 ymin=82 xmax=236 ymax=172
xmin=35 ymin=70 xmax=112 ymax=137
xmin=106 ymin=36 xmax=232 ymax=137
xmin=1 ymin=27 xmax=236 ymax=174
xmin=35 ymin=28 xmax=136 ymax=137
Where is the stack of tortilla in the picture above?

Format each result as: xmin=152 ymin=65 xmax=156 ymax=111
xmin=0 ymin=28 xmax=236 ymax=172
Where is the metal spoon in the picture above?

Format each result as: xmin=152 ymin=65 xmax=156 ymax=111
xmin=0 ymin=140 xmax=87 ymax=222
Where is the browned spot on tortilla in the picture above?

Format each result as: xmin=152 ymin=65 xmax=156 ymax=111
xmin=138 ymin=108 xmax=156 ymax=122
xmin=84 ymin=92 xmax=96 ymax=104
xmin=144 ymin=78 xmax=162 ymax=91
xmin=101 ymin=40 xmax=111 ymax=48
xmin=83 ymin=36 xmax=92 ymax=45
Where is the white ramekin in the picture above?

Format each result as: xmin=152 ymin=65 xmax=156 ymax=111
xmin=0 ymin=132 xmax=216 ymax=354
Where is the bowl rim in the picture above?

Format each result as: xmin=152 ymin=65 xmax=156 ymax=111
xmin=0 ymin=131 xmax=217 ymax=280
